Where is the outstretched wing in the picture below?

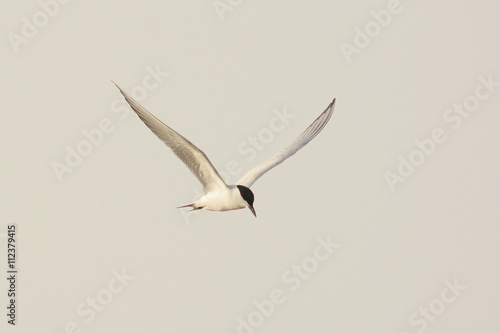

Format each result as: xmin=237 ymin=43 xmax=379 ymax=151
xmin=237 ymin=99 xmax=336 ymax=188
xmin=114 ymin=82 xmax=228 ymax=193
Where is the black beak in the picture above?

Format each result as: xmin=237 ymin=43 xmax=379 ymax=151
xmin=248 ymin=205 xmax=257 ymax=217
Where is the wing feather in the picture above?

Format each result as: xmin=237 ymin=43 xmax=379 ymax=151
xmin=237 ymin=99 xmax=336 ymax=188
xmin=114 ymin=82 xmax=227 ymax=193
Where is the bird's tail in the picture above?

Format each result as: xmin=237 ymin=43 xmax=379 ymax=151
xmin=177 ymin=203 xmax=202 ymax=211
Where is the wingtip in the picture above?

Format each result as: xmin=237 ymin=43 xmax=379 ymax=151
xmin=111 ymin=80 xmax=122 ymax=91
xmin=322 ymin=98 xmax=336 ymax=113
xmin=328 ymin=98 xmax=336 ymax=111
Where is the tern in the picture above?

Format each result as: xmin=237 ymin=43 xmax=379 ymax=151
xmin=114 ymin=83 xmax=335 ymax=217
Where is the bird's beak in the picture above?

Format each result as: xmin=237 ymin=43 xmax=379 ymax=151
xmin=248 ymin=205 xmax=257 ymax=217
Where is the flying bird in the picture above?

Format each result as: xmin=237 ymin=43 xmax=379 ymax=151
xmin=114 ymin=82 xmax=335 ymax=217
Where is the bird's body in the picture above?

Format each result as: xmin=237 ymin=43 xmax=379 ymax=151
xmin=114 ymin=81 xmax=335 ymax=217
xmin=180 ymin=185 xmax=251 ymax=212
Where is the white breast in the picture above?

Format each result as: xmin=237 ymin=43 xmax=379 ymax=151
xmin=198 ymin=186 xmax=247 ymax=212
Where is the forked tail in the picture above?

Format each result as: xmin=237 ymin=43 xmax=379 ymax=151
xmin=177 ymin=203 xmax=202 ymax=211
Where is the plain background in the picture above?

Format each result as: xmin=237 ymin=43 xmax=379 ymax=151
xmin=1 ymin=1 xmax=499 ymax=332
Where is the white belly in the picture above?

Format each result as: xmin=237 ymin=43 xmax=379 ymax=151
xmin=197 ymin=186 xmax=247 ymax=212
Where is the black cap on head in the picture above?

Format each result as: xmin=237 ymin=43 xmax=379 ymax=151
xmin=237 ymin=185 xmax=256 ymax=217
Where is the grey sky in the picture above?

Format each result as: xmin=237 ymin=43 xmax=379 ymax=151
xmin=1 ymin=1 xmax=499 ymax=332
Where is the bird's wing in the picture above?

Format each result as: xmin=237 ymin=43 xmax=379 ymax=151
xmin=114 ymin=82 xmax=228 ymax=193
xmin=237 ymin=99 xmax=336 ymax=188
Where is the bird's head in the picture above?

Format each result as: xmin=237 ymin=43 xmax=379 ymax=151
xmin=237 ymin=185 xmax=256 ymax=217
